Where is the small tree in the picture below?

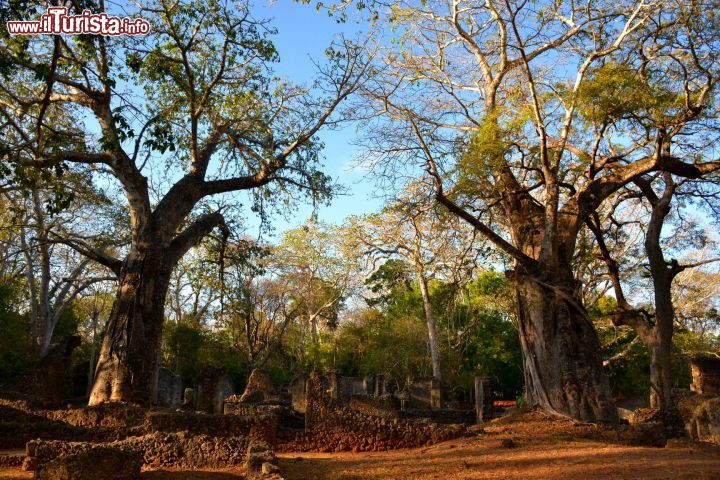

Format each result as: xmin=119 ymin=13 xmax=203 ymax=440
xmin=350 ymin=189 xmax=479 ymax=382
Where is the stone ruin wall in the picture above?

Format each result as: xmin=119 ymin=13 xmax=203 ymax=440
xmin=274 ymin=372 xmax=466 ymax=453
xmin=26 ymin=432 xmax=251 ymax=470
xmin=155 ymin=367 xmax=182 ymax=410
xmin=691 ymin=355 xmax=720 ymax=396
xmin=347 ymin=394 xmax=400 ymax=419
xmin=0 ymin=393 xmax=278 ymax=450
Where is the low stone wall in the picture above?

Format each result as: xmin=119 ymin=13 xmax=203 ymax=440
xmin=0 ymin=453 xmax=23 ymax=468
xmin=275 ymin=372 xmax=466 ymax=453
xmin=145 ymin=411 xmax=278 ymax=443
xmin=27 ymin=431 xmax=250 ymax=470
xmin=675 ymin=389 xmax=720 ymax=445
xmin=400 ymin=408 xmax=475 ymax=425
xmin=0 ymin=395 xmax=279 ymax=449
xmin=45 ymin=404 xmax=147 ymax=429
xmin=34 ymin=446 xmax=141 ymax=480
xmin=224 ymin=403 xmax=305 ymax=430
xmin=0 ymin=401 xmax=144 ymax=449
xmin=223 ymin=403 xmax=287 ymax=416
xmin=347 ymin=394 xmax=399 ymax=419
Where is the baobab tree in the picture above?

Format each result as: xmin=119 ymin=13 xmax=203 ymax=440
xmin=356 ymin=0 xmax=720 ymax=422
xmin=0 ymin=0 xmax=369 ymax=405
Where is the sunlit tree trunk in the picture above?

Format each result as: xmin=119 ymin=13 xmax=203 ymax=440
xmin=514 ymin=268 xmax=616 ymax=421
xmin=89 ymin=247 xmax=173 ymax=405
xmin=416 ymin=267 xmax=441 ymax=381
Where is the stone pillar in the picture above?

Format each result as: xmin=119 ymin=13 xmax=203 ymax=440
xmin=430 ymin=378 xmax=442 ymax=409
xmin=155 ymin=367 xmax=183 ymax=409
xmin=475 ymin=376 xmax=493 ymax=423
xmin=195 ymin=366 xmax=233 ymax=414
xmin=363 ymin=375 xmax=375 ymax=395
xmin=374 ymin=375 xmax=386 ymax=396
xmin=181 ymin=388 xmax=194 ymax=410
xmin=289 ymin=373 xmax=308 ymax=413
xmin=397 ymin=390 xmax=408 ymax=411
xmin=239 ymin=369 xmax=279 ymax=404
xmin=328 ymin=371 xmax=340 ymax=400
xmin=10 ymin=336 xmax=81 ymax=408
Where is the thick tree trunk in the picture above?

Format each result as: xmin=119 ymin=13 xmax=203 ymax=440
xmin=515 ymin=272 xmax=617 ymax=423
xmin=88 ymin=247 xmax=173 ymax=406
xmin=642 ymin=173 xmax=678 ymax=411
xmin=649 ymin=334 xmax=672 ymax=409
xmin=648 ymin=276 xmax=674 ymax=410
xmin=417 ymin=269 xmax=442 ymax=381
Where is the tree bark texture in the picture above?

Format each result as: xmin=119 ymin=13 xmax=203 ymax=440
xmin=88 ymin=247 xmax=173 ymax=406
xmin=515 ymin=272 xmax=617 ymax=422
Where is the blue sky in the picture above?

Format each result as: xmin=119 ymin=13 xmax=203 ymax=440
xmin=90 ymin=0 xmax=383 ymax=239
xmin=242 ymin=1 xmax=383 ymax=237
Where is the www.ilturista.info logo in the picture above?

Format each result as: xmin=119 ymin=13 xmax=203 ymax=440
xmin=6 ymin=7 xmax=151 ymax=36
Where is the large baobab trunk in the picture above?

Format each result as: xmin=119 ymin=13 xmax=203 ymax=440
xmin=416 ymin=270 xmax=441 ymax=381
xmin=514 ymin=269 xmax=618 ymax=423
xmin=89 ymin=247 xmax=173 ymax=406
xmin=432 ymin=183 xmax=618 ymax=422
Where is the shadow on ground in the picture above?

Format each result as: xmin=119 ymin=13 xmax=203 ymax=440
xmin=140 ymin=470 xmax=245 ymax=479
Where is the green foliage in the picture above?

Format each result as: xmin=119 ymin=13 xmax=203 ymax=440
xmin=457 ymin=109 xmax=526 ymax=185
xmin=162 ymin=321 xmax=248 ymax=390
xmin=53 ymin=307 xmax=82 ymax=343
xmin=163 ymin=321 xmax=209 ymax=382
xmin=576 ymin=62 xmax=683 ymax=124
xmin=350 ymin=266 xmax=522 ymax=399
xmin=0 ymin=280 xmax=32 ymax=386
xmin=364 ymin=259 xmax=411 ymax=307
xmin=588 ymin=295 xmax=619 ymax=318
xmin=446 ymin=272 xmax=523 ymax=399
xmin=593 ymin=302 xmax=716 ymax=403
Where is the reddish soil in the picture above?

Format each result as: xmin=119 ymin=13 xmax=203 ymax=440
xmin=0 ymin=468 xmax=246 ymax=479
xmin=278 ymin=412 xmax=720 ymax=479
xmin=2 ymin=411 xmax=719 ymax=479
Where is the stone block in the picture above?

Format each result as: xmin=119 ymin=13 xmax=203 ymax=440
xmin=288 ymin=373 xmax=307 ymax=414
xmin=240 ymin=369 xmax=279 ymax=404
xmin=407 ymin=377 xmax=435 ymax=409
xmin=155 ymin=368 xmax=182 ymax=410
xmin=474 ymin=376 xmax=493 ymax=423
xmin=34 ymin=446 xmax=141 ymax=480
xmin=691 ymin=355 xmax=720 ymax=395
xmin=195 ymin=366 xmax=233 ymax=414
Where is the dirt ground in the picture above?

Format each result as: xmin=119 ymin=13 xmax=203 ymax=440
xmin=2 ymin=412 xmax=719 ymax=480
xmin=0 ymin=468 xmax=246 ymax=479
xmin=276 ymin=412 xmax=720 ymax=479
xmin=277 ymin=437 xmax=720 ymax=480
